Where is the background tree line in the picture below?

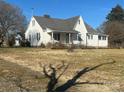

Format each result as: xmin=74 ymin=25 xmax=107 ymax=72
xmin=98 ymin=5 xmax=124 ymax=48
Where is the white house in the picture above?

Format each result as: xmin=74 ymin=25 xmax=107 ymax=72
xmin=25 ymin=15 xmax=108 ymax=48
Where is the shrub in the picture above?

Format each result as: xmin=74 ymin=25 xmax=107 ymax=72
xmin=46 ymin=42 xmax=53 ymax=48
xmin=79 ymin=44 xmax=86 ymax=49
xmin=52 ymin=42 xmax=67 ymax=49
xmin=25 ymin=40 xmax=31 ymax=47
xmin=40 ymin=43 xmax=45 ymax=48
xmin=20 ymin=39 xmax=31 ymax=47
xmin=67 ymin=44 xmax=74 ymax=52
xmin=7 ymin=35 xmax=15 ymax=47
xmin=20 ymin=40 xmax=26 ymax=47
xmin=46 ymin=42 xmax=68 ymax=49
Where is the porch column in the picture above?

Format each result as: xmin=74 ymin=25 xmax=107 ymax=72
xmin=77 ymin=34 xmax=79 ymax=45
xmin=52 ymin=32 xmax=54 ymax=44
xmin=77 ymin=34 xmax=78 ymax=41
xmin=69 ymin=33 xmax=71 ymax=44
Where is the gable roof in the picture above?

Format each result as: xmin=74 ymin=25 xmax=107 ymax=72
xmin=33 ymin=15 xmax=102 ymax=35
xmin=85 ymin=23 xmax=98 ymax=34
xmin=34 ymin=16 xmax=80 ymax=31
xmin=84 ymin=23 xmax=108 ymax=35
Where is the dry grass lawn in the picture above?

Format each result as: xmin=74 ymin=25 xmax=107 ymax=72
xmin=0 ymin=48 xmax=124 ymax=92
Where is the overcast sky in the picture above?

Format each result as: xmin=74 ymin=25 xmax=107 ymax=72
xmin=6 ymin=0 xmax=124 ymax=28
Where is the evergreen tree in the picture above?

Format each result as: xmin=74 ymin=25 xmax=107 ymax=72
xmin=106 ymin=4 xmax=124 ymax=21
xmin=99 ymin=5 xmax=124 ymax=48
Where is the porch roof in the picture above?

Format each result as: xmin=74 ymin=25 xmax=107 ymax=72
xmin=48 ymin=30 xmax=79 ymax=34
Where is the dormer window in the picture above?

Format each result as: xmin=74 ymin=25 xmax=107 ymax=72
xmin=32 ymin=20 xmax=35 ymax=26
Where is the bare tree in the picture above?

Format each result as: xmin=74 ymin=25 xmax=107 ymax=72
xmin=102 ymin=21 xmax=124 ymax=47
xmin=99 ymin=5 xmax=124 ymax=48
xmin=42 ymin=61 xmax=69 ymax=92
xmin=41 ymin=61 xmax=115 ymax=92
xmin=0 ymin=0 xmax=27 ymax=46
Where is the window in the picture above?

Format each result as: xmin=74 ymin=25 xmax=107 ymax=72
xmin=88 ymin=34 xmax=90 ymax=39
xmin=37 ymin=33 xmax=38 ymax=41
xmin=78 ymin=34 xmax=82 ymax=41
xmin=29 ymin=35 xmax=31 ymax=41
xmin=39 ymin=33 xmax=41 ymax=40
xmin=102 ymin=36 xmax=106 ymax=40
xmin=53 ymin=33 xmax=60 ymax=41
xmin=98 ymin=36 xmax=106 ymax=40
xmin=88 ymin=34 xmax=93 ymax=40
xmin=98 ymin=36 xmax=102 ymax=40
xmin=37 ymin=33 xmax=40 ymax=41
xmin=32 ymin=20 xmax=35 ymax=26
xmin=66 ymin=33 xmax=69 ymax=43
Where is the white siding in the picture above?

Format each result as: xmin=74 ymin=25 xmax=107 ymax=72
xmin=74 ymin=16 xmax=108 ymax=48
xmin=87 ymin=35 xmax=108 ymax=48
xmin=74 ymin=16 xmax=88 ymax=45
xmin=98 ymin=36 xmax=108 ymax=47
xmin=25 ymin=16 xmax=108 ymax=48
xmin=87 ymin=35 xmax=99 ymax=47
xmin=25 ymin=17 xmax=51 ymax=46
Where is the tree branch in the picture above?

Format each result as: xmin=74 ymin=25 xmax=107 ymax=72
xmin=74 ymin=81 xmax=104 ymax=85
xmin=43 ymin=65 xmax=51 ymax=78
xmin=87 ymin=61 xmax=116 ymax=72
xmin=57 ymin=64 xmax=69 ymax=80
xmin=56 ymin=61 xmax=65 ymax=70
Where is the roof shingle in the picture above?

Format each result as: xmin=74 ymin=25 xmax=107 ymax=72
xmin=34 ymin=16 xmax=104 ymax=35
xmin=34 ymin=16 xmax=79 ymax=31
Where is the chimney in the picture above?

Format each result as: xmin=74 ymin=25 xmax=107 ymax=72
xmin=44 ymin=14 xmax=51 ymax=18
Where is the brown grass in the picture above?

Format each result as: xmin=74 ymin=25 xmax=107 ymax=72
xmin=0 ymin=48 xmax=124 ymax=91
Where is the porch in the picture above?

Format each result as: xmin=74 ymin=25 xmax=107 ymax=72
xmin=48 ymin=30 xmax=80 ymax=45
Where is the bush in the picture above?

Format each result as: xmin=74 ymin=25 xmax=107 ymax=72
xmin=46 ymin=42 xmax=53 ymax=48
xmin=20 ymin=40 xmax=26 ymax=47
xmin=7 ymin=35 xmax=15 ymax=47
xmin=20 ymin=39 xmax=31 ymax=47
xmin=25 ymin=40 xmax=31 ymax=47
xmin=67 ymin=44 xmax=75 ymax=52
xmin=79 ymin=45 xmax=86 ymax=49
xmin=40 ymin=43 xmax=45 ymax=48
xmin=52 ymin=42 xmax=67 ymax=49
xmin=46 ymin=42 xmax=68 ymax=49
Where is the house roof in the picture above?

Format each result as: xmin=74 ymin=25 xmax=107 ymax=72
xmin=34 ymin=16 xmax=79 ymax=31
xmin=85 ymin=23 xmax=107 ymax=35
xmin=33 ymin=15 xmax=105 ymax=35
